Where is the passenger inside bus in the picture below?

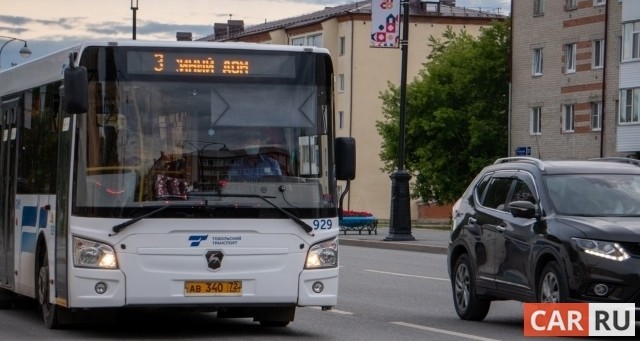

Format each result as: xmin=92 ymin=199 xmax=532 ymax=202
xmin=152 ymin=150 xmax=190 ymax=199
xmin=228 ymin=132 xmax=282 ymax=181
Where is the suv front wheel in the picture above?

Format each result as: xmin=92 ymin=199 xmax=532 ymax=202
xmin=452 ymin=254 xmax=491 ymax=321
xmin=538 ymin=262 xmax=568 ymax=303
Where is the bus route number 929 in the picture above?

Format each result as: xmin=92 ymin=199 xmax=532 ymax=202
xmin=312 ymin=219 xmax=332 ymax=230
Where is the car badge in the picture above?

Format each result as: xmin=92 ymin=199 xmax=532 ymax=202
xmin=205 ymin=250 xmax=224 ymax=271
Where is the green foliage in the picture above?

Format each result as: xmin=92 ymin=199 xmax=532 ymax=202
xmin=376 ymin=19 xmax=510 ymax=204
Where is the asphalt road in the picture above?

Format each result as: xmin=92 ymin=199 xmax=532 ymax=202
xmin=3 ymin=243 xmax=634 ymax=340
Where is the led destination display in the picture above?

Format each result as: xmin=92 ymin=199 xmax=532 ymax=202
xmin=127 ymin=51 xmax=296 ymax=78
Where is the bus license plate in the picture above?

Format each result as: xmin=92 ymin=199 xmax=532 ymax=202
xmin=184 ymin=281 xmax=242 ymax=296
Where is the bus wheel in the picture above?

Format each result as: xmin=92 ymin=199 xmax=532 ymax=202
xmin=37 ymin=250 xmax=68 ymax=329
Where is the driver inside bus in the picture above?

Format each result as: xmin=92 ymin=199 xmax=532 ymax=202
xmin=228 ymin=132 xmax=282 ymax=181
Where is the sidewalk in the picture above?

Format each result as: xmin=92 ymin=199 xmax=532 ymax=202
xmin=338 ymin=225 xmax=450 ymax=254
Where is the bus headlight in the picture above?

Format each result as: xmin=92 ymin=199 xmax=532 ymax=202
xmin=305 ymin=238 xmax=338 ymax=269
xmin=73 ymin=237 xmax=118 ymax=269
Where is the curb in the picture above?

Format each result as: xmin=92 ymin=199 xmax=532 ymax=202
xmin=338 ymin=238 xmax=448 ymax=254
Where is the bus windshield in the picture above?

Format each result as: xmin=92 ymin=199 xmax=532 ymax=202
xmin=72 ymin=45 xmax=336 ymax=219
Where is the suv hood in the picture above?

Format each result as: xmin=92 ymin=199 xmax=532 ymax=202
xmin=557 ymin=216 xmax=640 ymax=241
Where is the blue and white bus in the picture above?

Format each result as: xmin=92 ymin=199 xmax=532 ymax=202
xmin=0 ymin=40 xmax=355 ymax=328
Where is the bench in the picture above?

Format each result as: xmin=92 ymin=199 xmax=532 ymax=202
xmin=339 ymin=216 xmax=378 ymax=235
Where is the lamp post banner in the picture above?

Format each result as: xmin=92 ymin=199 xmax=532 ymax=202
xmin=370 ymin=0 xmax=400 ymax=48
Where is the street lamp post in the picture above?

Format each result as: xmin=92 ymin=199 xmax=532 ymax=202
xmin=0 ymin=36 xmax=32 ymax=69
xmin=384 ymin=0 xmax=415 ymax=241
xmin=131 ymin=0 xmax=139 ymax=40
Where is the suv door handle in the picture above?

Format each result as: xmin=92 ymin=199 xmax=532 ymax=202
xmin=468 ymin=217 xmax=476 ymax=225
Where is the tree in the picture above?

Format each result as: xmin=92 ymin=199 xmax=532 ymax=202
xmin=376 ymin=19 xmax=510 ymax=204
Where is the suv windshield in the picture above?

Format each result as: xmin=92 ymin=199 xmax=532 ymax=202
xmin=545 ymin=174 xmax=640 ymax=216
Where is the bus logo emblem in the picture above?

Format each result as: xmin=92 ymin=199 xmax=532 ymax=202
xmin=188 ymin=235 xmax=208 ymax=247
xmin=205 ymin=251 xmax=224 ymax=270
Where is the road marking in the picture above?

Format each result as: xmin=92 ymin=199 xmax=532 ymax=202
xmin=364 ymin=269 xmax=449 ymax=282
xmin=391 ymin=322 xmax=502 ymax=341
xmin=307 ymin=306 xmax=354 ymax=315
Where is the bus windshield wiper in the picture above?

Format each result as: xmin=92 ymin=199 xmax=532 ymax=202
xmin=189 ymin=192 xmax=315 ymax=235
xmin=110 ymin=205 xmax=172 ymax=236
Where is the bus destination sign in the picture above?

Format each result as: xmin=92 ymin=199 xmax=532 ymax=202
xmin=127 ymin=51 xmax=295 ymax=78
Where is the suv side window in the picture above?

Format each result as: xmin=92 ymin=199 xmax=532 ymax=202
xmin=481 ymin=177 xmax=514 ymax=210
xmin=508 ymin=179 xmax=536 ymax=205
xmin=474 ymin=173 xmax=492 ymax=203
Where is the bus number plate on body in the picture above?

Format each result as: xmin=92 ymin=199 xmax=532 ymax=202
xmin=184 ymin=281 xmax=242 ymax=296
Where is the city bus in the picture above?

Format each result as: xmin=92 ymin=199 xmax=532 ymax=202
xmin=0 ymin=40 xmax=355 ymax=328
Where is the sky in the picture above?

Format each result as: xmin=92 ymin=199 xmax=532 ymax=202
xmin=0 ymin=0 xmax=510 ymax=69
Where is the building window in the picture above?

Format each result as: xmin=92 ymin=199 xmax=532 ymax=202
xmin=291 ymin=37 xmax=305 ymax=46
xmin=531 ymin=107 xmax=542 ymax=135
xmin=619 ymin=88 xmax=640 ymax=124
xmin=339 ymin=36 xmax=345 ymax=55
xmin=593 ymin=39 xmax=604 ymax=69
xmin=338 ymin=74 xmax=345 ymax=92
xmin=307 ymin=34 xmax=322 ymax=47
xmin=622 ymin=21 xmax=640 ymax=61
xmin=566 ymin=0 xmax=577 ymax=9
xmin=534 ymin=0 xmax=544 ymax=16
xmin=565 ymin=43 xmax=576 ymax=73
xmin=593 ymin=0 xmax=606 ymax=6
xmin=532 ymin=48 xmax=543 ymax=76
xmin=338 ymin=111 xmax=344 ymax=129
xmin=291 ymin=33 xmax=323 ymax=47
xmin=591 ymin=102 xmax=602 ymax=130
xmin=563 ymin=104 xmax=575 ymax=132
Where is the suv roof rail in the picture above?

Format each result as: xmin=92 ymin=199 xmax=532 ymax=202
xmin=589 ymin=157 xmax=640 ymax=167
xmin=494 ymin=157 xmax=545 ymax=170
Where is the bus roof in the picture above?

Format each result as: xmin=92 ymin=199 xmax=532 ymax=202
xmin=0 ymin=40 xmax=330 ymax=98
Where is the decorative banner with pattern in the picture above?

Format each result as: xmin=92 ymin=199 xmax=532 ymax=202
xmin=370 ymin=0 xmax=400 ymax=48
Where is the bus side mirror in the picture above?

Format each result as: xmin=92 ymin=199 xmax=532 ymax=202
xmin=335 ymin=137 xmax=356 ymax=180
xmin=63 ymin=65 xmax=88 ymax=114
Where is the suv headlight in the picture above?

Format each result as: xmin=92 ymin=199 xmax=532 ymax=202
xmin=305 ymin=238 xmax=338 ymax=269
xmin=73 ymin=237 xmax=118 ymax=269
xmin=572 ymin=238 xmax=630 ymax=261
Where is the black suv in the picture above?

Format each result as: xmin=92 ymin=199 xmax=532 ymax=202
xmin=447 ymin=157 xmax=640 ymax=321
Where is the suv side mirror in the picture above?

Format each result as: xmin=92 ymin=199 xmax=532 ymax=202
xmin=335 ymin=137 xmax=355 ymax=180
xmin=508 ymin=200 xmax=537 ymax=219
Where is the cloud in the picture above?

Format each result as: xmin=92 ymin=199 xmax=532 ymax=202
xmin=81 ymin=20 xmax=212 ymax=40
xmin=0 ymin=15 xmax=31 ymax=26
xmin=44 ymin=18 xmax=82 ymax=30
xmin=0 ymin=14 xmax=85 ymax=37
xmin=85 ymin=23 xmax=128 ymax=37
xmin=1 ymin=1 xmax=340 ymax=42
xmin=138 ymin=21 xmax=213 ymax=38
xmin=0 ymin=26 xmax=29 ymax=35
xmin=0 ymin=0 xmax=335 ymax=68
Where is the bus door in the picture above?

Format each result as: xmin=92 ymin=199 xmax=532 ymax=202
xmin=0 ymin=97 xmax=19 ymax=288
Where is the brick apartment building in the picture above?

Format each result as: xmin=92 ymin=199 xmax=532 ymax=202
xmin=510 ymin=0 xmax=630 ymax=160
